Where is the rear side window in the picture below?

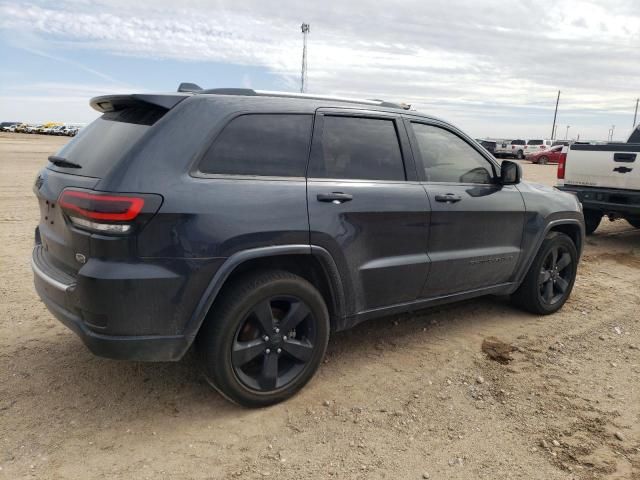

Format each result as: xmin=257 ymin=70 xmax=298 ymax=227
xmin=51 ymin=105 xmax=167 ymax=178
xmin=199 ymin=114 xmax=313 ymax=177
xmin=309 ymin=116 xmax=405 ymax=181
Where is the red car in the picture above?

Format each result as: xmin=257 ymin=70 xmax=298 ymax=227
xmin=527 ymin=145 xmax=565 ymax=165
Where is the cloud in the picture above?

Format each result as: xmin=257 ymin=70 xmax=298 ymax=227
xmin=1 ymin=0 xmax=640 ymax=139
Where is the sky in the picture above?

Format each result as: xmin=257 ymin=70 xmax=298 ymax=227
xmin=1 ymin=0 xmax=640 ymax=141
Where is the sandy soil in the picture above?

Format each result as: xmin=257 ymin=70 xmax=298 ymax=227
xmin=0 ymin=132 xmax=639 ymax=480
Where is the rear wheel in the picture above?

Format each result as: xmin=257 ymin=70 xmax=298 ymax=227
xmin=512 ymin=232 xmax=578 ymax=315
xmin=627 ymin=217 xmax=640 ymax=229
xmin=584 ymin=209 xmax=602 ymax=235
xmin=516 ymin=150 xmax=524 ymax=159
xmin=538 ymin=156 xmax=549 ymax=165
xmin=197 ymin=270 xmax=330 ymax=407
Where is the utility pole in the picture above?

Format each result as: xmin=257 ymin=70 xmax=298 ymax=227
xmin=551 ymin=90 xmax=560 ymax=140
xmin=611 ymin=125 xmax=615 ymax=141
xmin=300 ymin=23 xmax=310 ymax=93
xmin=634 ymin=98 xmax=639 ymax=127
xmin=565 ymin=125 xmax=570 ymax=140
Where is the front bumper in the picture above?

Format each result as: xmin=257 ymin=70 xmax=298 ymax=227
xmin=558 ymin=185 xmax=640 ymax=217
xmin=31 ymin=245 xmax=215 ymax=361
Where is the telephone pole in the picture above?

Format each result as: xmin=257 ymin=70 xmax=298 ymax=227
xmin=634 ymin=98 xmax=639 ymax=127
xmin=551 ymin=90 xmax=560 ymax=140
xmin=300 ymin=23 xmax=310 ymax=93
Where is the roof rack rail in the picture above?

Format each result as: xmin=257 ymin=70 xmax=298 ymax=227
xmin=192 ymin=86 xmax=410 ymax=110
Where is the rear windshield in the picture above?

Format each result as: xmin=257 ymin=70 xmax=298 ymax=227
xmin=527 ymin=140 xmax=543 ymax=145
xmin=511 ymin=139 xmax=525 ymax=144
xmin=49 ymin=105 xmax=166 ymax=178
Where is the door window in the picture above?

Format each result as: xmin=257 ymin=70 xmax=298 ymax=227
xmin=309 ymin=116 xmax=406 ymax=181
xmin=410 ymin=123 xmax=494 ymax=184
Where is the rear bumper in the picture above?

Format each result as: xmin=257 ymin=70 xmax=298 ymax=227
xmin=34 ymin=280 xmax=189 ymax=361
xmin=31 ymin=245 xmax=220 ymax=361
xmin=558 ymin=185 xmax=640 ymax=217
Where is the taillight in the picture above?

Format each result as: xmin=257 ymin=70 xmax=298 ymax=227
xmin=557 ymin=153 xmax=567 ymax=179
xmin=58 ymin=189 xmax=161 ymax=234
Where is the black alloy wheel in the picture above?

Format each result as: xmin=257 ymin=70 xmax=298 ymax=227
xmin=538 ymin=244 xmax=573 ymax=305
xmin=198 ymin=270 xmax=329 ymax=407
xmin=231 ymin=295 xmax=317 ymax=392
xmin=512 ymin=232 xmax=578 ymax=314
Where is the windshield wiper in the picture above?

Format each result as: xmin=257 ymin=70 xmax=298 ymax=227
xmin=48 ymin=155 xmax=81 ymax=169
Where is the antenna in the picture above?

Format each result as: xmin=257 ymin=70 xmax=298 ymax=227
xmin=300 ymin=23 xmax=310 ymax=93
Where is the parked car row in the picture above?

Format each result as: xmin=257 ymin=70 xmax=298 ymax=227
xmin=491 ymin=139 xmax=555 ymax=159
xmin=1 ymin=122 xmax=81 ymax=136
xmin=475 ymin=138 xmax=575 ymax=164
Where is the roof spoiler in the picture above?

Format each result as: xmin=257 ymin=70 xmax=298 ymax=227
xmin=90 ymin=93 xmax=189 ymax=113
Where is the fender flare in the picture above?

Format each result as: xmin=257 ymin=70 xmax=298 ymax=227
xmin=181 ymin=244 xmax=346 ymax=345
xmin=510 ymin=217 xmax=584 ymax=291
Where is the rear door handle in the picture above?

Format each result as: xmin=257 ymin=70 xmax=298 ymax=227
xmin=317 ymin=192 xmax=353 ymax=204
xmin=434 ymin=193 xmax=462 ymax=203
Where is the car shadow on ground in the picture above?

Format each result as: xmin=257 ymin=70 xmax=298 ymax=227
xmin=5 ymin=294 xmax=531 ymax=424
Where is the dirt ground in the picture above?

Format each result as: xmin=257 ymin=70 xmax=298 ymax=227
xmin=0 ymin=132 xmax=639 ymax=480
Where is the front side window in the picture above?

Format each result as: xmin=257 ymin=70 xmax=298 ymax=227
xmin=199 ymin=114 xmax=313 ymax=177
xmin=309 ymin=116 xmax=405 ymax=181
xmin=410 ymin=123 xmax=494 ymax=184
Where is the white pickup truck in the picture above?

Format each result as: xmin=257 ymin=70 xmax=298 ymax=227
xmin=558 ymin=128 xmax=640 ymax=234
xmin=494 ymin=139 xmax=527 ymax=159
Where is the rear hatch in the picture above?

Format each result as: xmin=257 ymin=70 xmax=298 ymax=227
xmin=34 ymin=94 xmax=185 ymax=276
xmin=564 ymin=143 xmax=640 ymax=191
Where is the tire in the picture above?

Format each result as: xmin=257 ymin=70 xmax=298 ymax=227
xmin=538 ymin=156 xmax=549 ymax=165
xmin=197 ymin=270 xmax=330 ymax=407
xmin=511 ymin=232 xmax=578 ymax=315
xmin=516 ymin=150 xmax=524 ymax=159
xmin=583 ymin=209 xmax=602 ymax=235
xmin=627 ymin=217 xmax=640 ymax=229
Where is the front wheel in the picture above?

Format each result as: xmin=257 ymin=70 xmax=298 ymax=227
xmin=197 ymin=270 xmax=330 ymax=407
xmin=511 ymin=232 xmax=578 ymax=315
xmin=584 ymin=209 xmax=602 ymax=235
xmin=538 ymin=156 xmax=549 ymax=165
xmin=627 ymin=217 xmax=640 ymax=229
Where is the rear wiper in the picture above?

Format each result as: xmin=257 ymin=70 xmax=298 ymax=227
xmin=48 ymin=155 xmax=81 ymax=169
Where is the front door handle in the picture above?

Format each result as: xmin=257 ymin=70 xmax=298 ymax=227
xmin=434 ymin=193 xmax=462 ymax=203
xmin=317 ymin=192 xmax=353 ymax=204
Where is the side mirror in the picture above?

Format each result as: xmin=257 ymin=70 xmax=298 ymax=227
xmin=500 ymin=160 xmax=522 ymax=185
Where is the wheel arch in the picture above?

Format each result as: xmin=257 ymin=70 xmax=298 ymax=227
xmin=511 ymin=218 xmax=584 ymax=292
xmin=183 ymin=245 xmax=346 ymax=348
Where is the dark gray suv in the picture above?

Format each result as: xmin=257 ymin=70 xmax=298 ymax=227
xmin=31 ymin=86 xmax=585 ymax=406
